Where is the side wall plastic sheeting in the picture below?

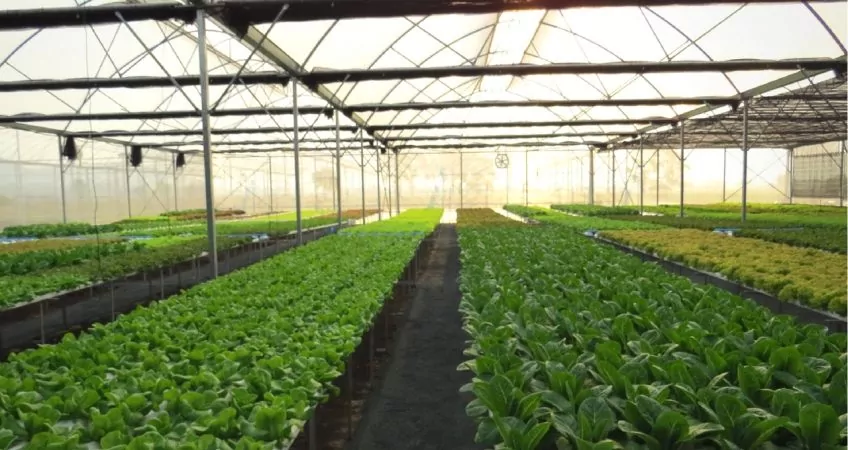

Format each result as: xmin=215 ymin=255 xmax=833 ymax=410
xmin=791 ymin=141 xmax=847 ymax=203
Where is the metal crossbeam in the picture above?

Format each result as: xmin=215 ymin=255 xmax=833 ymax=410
xmin=344 ymin=94 xmax=846 ymax=112
xmin=0 ymin=72 xmax=288 ymax=92
xmin=2 ymin=59 xmax=843 ymax=92
xmin=4 ymin=0 xmax=841 ymax=29
xmin=66 ymin=125 xmax=359 ymax=138
xmin=0 ymin=106 xmax=330 ymax=123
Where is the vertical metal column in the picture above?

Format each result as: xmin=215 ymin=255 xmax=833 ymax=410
xmin=386 ymin=151 xmax=393 ymax=218
xmin=588 ymin=149 xmax=595 ymax=205
xmin=173 ymin=155 xmax=179 ymax=211
xmin=56 ymin=136 xmax=68 ymax=223
xmin=394 ymin=151 xmax=400 ymax=215
xmin=722 ymin=148 xmax=727 ymax=202
xmin=335 ymin=110 xmax=342 ymax=227
xmin=268 ymin=155 xmax=274 ymax=213
xmin=376 ymin=148 xmax=382 ymax=220
xmin=679 ymin=123 xmax=685 ymax=218
xmin=787 ymin=148 xmax=793 ymax=205
xmin=611 ymin=150 xmax=616 ymax=207
xmin=639 ymin=139 xmax=644 ymax=214
xmin=524 ymin=150 xmax=529 ymax=206
xmin=292 ymin=81 xmax=303 ymax=243
xmin=197 ymin=7 xmax=218 ymax=276
xmin=123 ymin=145 xmax=132 ymax=218
xmin=360 ymin=136 xmax=366 ymax=222
xmin=840 ymin=141 xmax=846 ymax=207
xmin=741 ymin=101 xmax=749 ymax=222
xmin=655 ymin=150 xmax=660 ymax=205
xmin=459 ymin=152 xmax=464 ymax=209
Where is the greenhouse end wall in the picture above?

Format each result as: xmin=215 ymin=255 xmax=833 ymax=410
xmin=0 ymin=128 xmax=844 ymax=229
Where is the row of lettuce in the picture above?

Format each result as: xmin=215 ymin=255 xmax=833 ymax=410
xmin=1 ymin=209 xmax=379 ymax=239
xmin=0 ymin=209 xmax=381 ymax=310
xmin=456 ymin=209 xmax=846 ymax=450
xmin=2 ymin=209 xmax=248 ymax=238
xmin=506 ymin=205 xmax=847 ymax=315
xmin=548 ymin=203 xmax=847 ymax=253
xmin=0 ymin=209 xmax=443 ymax=449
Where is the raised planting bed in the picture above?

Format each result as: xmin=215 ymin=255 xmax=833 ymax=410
xmin=0 ymin=210 xmax=441 ymax=448
xmin=457 ymin=225 xmax=846 ymax=449
xmin=595 ymin=236 xmax=847 ymax=333
xmin=0 ymin=224 xmax=341 ymax=358
xmin=600 ymin=229 xmax=847 ymax=316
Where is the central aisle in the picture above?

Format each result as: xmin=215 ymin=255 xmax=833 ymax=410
xmin=346 ymin=225 xmax=481 ymax=450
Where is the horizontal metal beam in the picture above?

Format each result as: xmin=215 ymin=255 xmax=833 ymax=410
xmin=0 ymin=3 xmax=196 ymax=30
xmin=67 ymin=125 xmax=359 ymax=138
xmin=367 ymin=116 xmax=845 ymax=132
xmin=345 ymin=94 xmax=847 ymax=112
xmin=3 ymin=92 xmax=843 ymax=125
xmin=308 ymin=58 xmax=847 ymax=84
xmin=0 ymin=106 xmax=330 ymax=124
xmin=4 ymin=59 xmax=844 ymax=93
xmin=0 ymin=72 xmax=289 ymax=93
xmin=8 ymin=1 xmax=836 ymax=30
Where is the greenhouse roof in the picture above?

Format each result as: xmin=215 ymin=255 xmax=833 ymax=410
xmin=0 ymin=0 xmax=846 ymax=156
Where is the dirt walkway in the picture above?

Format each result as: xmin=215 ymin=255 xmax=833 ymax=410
xmin=345 ymin=225 xmax=481 ymax=450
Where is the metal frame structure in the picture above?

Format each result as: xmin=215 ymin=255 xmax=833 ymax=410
xmin=1 ymin=0 xmax=846 ymax=275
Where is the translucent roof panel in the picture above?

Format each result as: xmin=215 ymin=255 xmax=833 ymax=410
xmin=0 ymin=1 xmax=845 ymax=154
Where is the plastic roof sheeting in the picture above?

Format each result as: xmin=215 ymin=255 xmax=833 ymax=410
xmin=0 ymin=0 xmax=845 ymax=155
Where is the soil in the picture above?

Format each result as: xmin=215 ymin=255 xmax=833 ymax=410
xmin=344 ymin=225 xmax=481 ymax=450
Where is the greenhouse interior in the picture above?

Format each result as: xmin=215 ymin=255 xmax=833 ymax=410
xmin=0 ymin=0 xmax=846 ymax=449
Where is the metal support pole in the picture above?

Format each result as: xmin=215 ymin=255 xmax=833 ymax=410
xmin=459 ymin=152 xmax=464 ymax=209
xmin=656 ymin=150 xmax=660 ymax=205
xmin=58 ymin=136 xmax=68 ymax=223
xmin=123 ymin=144 xmax=132 ymax=219
xmin=787 ymin=148 xmax=793 ymax=204
xmin=395 ymin=151 xmax=400 ymax=215
xmin=679 ymin=123 xmax=685 ymax=218
xmin=524 ymin=150 xmax=529 ymax=206
xmin=268 ymin=155 xmax=274 ymax=213
xmin=639 ymin=139 xmax=644 ymax=214
xmin=741 ymin=101 xmax=749 ymax=222
xmin=293 ymin=81 xmax=303 ymax=244
xmin=611 ymin=150 xmax=616 ymax=207
xmin=588 ymin=149 xmax=595 ymax=205
xmin=376 ymin=148 xmax=382 ymax=220
xmin=197 ymin=7 xmax=218 ymax=277
xmin=335 ymin=110 xmax=343 ymax=227
xmin=722 ymin=148 xmax=727 ymax=202
xmin=386 ymin=152 xmax=393 ymax=218
xmin=173 ymin=156 xmax=179 ymax=211
xmin=360 ymin=136 xmax=366 ymax=222
xmin=840 ymin=141 xmax=846 ymax=207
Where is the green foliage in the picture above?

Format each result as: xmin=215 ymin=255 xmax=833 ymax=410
xmin=0 ymin=237 xmax=248 ymax=309
xmin=2 ymin=222 xmax=121 ymax=238
xmin=342 ymin=208 xmax=443 ymax=233
xmin=0 ymin=240 xmax=142 ymax=276
xmin=551 ymin=204 xmax=641 ymax=216
xmin=504 ymin=205 xmax=664 ymax=230
xmin=457 ymin=224 xmax=846 ymax=449
xmin=603 ymin=229 xmax=847 ymax=315
xmin=0 ymin=214 xmax=434 ymax=447
xmin=736 ymin=228 xmax=846 ymax=254
xmin=456 ymin=208 xmax=525 ymax=228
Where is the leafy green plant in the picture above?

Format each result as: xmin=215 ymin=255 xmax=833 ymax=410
xmin=602 ymin=229 xmax=847 ymax=314
xmin=456 ymin=221 xmax=846 ymax=449
xmin=0 ymin=210 xmax=442 ymax=448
